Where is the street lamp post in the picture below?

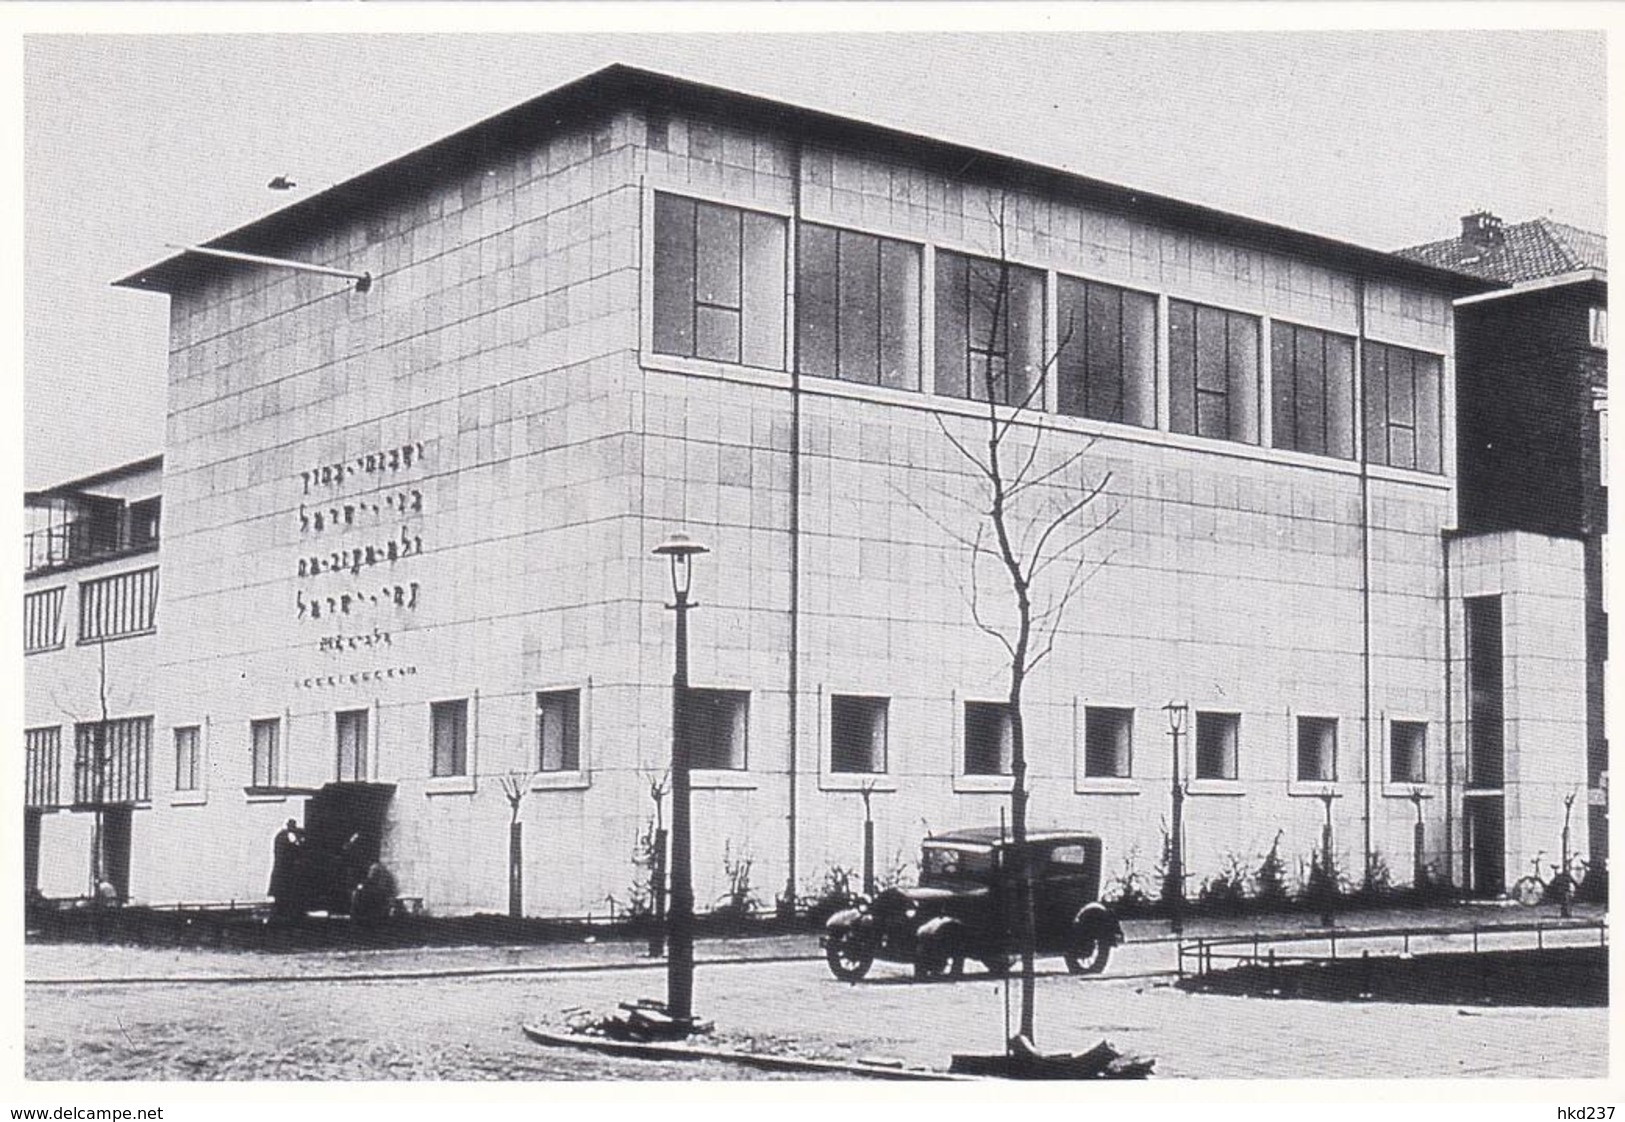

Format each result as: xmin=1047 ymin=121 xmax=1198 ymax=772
xmin=653 ymin=532 xmax=708 ymax=1026
xmin=1163 ymin=702 xmax=1188 ymax=937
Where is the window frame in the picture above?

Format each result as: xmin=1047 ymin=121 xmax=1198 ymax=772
xmin=25 ymin=725 xmax=62 ymax=809
xmin=1292 ymin=714 xmax=1340 ymax=788
xmin=429 ymin=698 xmax=470 ymax=779
xmin=72 ymin=715 xmax=153 ymax=806
xmin=650 ymin=191 xmax=788 ymax=371
xmin=249 ymin=717 xmax=281 ymax=792
xmin=933 ymin=248 xmax=1047 ymax=407
xmin=828 ymin=693 xmax=890 ymax=777
xmin=960 ymin=698 xmax=1015 ymax=780
xmin=1270 ymin=320 xmax=1357 ymax=460
xmin=796 ymin=222 xmax=923 ymax=391
xmin=1387 ymin=717 xmax=1430 ymax=788
xmin=1168 ymin=298 xmax=1262 ymax=446
xmin=1363 ymin=339 xmax=1444 ymax=474
xmin=24 ymin=585 xmax=67 ymax=654
xmin=173 ymin=725 xmax=202 ymax=793
xmin=335 ymin=708 xmax=370 ymax=783
xmin=77 ymin=565 xmax=159 ymax=644
xmin=686 ymin=687 xmax=751 ymax=776
xmin=1191 ymin=709 xmax=1242 ymax=787
xmin=1081 ymin=705 xmax=1135 ymax=782
xmin=1054 ymin=274 xmax=1159 ymax=429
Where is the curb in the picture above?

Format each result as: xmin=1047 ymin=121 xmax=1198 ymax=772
xmin=520 ymin=1023 xmax=967 ymax=1080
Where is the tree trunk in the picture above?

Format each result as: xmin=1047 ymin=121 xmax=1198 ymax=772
xmin=1010 ymin=681 xmax=1037 ymax=1043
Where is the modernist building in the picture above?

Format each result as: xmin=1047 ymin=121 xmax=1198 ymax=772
xmin=1400 ymin=213 xmax=1608 ymax=887
xmin=25 ymin=66 xmax=1592 ymax=916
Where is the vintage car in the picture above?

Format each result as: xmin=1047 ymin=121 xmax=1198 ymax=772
xmin=821 ymin=827 xmax=1124 ymax=981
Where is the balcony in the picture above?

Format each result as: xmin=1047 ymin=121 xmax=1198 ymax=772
xmin=24 ymin=498 xmax=160 ymax=577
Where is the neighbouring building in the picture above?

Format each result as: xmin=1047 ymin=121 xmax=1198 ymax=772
xmin=1400 ymin=212 xmax=1608 ymax=891
xmin=26 ymin=65 xmax=1593 ymax=917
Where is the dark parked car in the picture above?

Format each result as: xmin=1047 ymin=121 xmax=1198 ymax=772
xmin=821 ymin=827 xmax=1124 ymax=980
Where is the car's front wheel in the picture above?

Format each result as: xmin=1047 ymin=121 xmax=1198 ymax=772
xmin=1064 ymin=937 xmax=1111 ymax=975
xmin=825 ymin=931 xmax=874 ymax=981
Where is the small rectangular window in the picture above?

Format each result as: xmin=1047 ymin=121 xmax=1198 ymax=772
xmin=24 ymin=587 xmax=65 ymax=653
xmin=431 ymin=699 xmax=468 ymax=778
xmin=688 ymin=688 xmax=749 ymax=770
xmin=1056 ymin=278 xmax=1156 ymax=428
xmin=1083 ymin=706 xmax=1133 ymax=779
xmin=1590 ymin=307 xmax=1608 ymax=350
xmin=830 ymin=695 xmax=889 ymax=774
xmin=934 ymin=250 xmax=1044 ymax=406
xmin=652 ymin=193 xmax=786 ymax=369
xmin=537 ymin=689 xmax=582 ymax=772
xmin=1390 ymin=721 xmax=1427 ymax=784
xmin=336 ymin=709 xmax=369 ymax=782
xmin=1296 ymin=716 xmax=1338 ymax=782
xmin=963 ymin=701 xmax=1014 ymax=776
xmin=174 ymin=725 xmax=201 ymax=792
xmin=250 ymin=718 xmax=280 ymax=789
xmin=1195 ymin=711 xmax=1239 ymax=780
xmin=1169 ymin=300 xmax=1260 ymax=445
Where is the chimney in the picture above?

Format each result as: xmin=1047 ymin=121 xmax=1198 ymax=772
xmin=1461 ymin=210 xmax=1505 ymax=251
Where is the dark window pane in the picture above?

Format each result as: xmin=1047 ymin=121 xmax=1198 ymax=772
xmin=695 ymin=204 xmax=741 ymax=308
xmin=877 ymin=240 xmax=921 ymax=391
xmin=1387 ymin=346 xmax=1415 ymax=426
xmin=966 ymin=258 xmax=1006 ymax=355
xmin=1271 ymin=323 xmax=1296 ymax=450
xmin=1294 ymin=330 xmax=1326 ymax=456
xmin=652 ymin=194 xmax=695 ymax=357
xmin=1415 ymin=352 xmax=1442 ymax=473
xmin=1084 ymin=707 xmax=1133 ymax=779
xmin=1085 ymin=283 xmax=1122 ymax=422
xmin=1006 ymin=264 xmax=1044 ymax=408
xmin=1194 ymin=304 xmax=1229 ymax=392
xmin=537 ymin=690 xmax=581 ymax=772
xmin=1326 ymin=335 xmax=1356 ymax=460
xmin=1195 ymin=712 xmax=1239 ymax=780
xmin=796 ymin=224 xmax=838 ymax=378
xmin=837 ymin=230 xmax=880 ymax=383
xmin=1388 ymin=426 xmax=1416 ymax=471
xmin=964 ymin=702 xmax=1012 ymax=776
xmin=1055 ymin=277 xmax=1088 ymax=418
xmin=1363 ymin=344 xmax=1389 ymax=466
xmin=1197 ymin=390 xmax=1229 ymax=441
xmin=1169 ymin=300 xmax=1196 ymax=435
xmin=831 ymin=695 xmax=888 ymax=774
xmin=934 ymin=253 xmax=969 ymax=398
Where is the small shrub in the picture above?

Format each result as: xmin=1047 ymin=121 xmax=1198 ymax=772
xmin=876 ymin=847 xmax=914 ymax=891
xmin=715 ymin=841 xmax=760 ymax=918
xmin=1198 ymin=853 xmax=1250 ymax=915
xmin=625 ymin=817 xmax=662 ymax=920
xmin=1254 ymin=830 xmax=1289 ymax=910
xmin=802 ymin=864 xmax=859 ymax=925
xmin=1104 ymin=845 xmax=1154 ymax=915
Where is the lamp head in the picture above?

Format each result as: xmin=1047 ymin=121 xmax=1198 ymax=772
xmin=1162 ymin=701 xmax=1188 ymax=735
xmin=653 ymin=532 xmax=709 ymax=597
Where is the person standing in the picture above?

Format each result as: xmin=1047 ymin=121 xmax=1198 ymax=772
xmin=268 ymin=818 xmax=305 ymax=918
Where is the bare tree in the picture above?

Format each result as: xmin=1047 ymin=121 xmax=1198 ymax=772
xmin=901 ymin=194 xmax=1116 ymax=1045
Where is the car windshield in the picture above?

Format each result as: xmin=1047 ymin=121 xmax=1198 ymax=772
xmin=919 ymin=845 xmax=997 ymax=885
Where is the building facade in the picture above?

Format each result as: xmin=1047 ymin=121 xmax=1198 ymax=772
xmin=26 ymin=66 xmax=1588 ymax=916
xmin=1401 ymin=213 xmax=1608 ymax=887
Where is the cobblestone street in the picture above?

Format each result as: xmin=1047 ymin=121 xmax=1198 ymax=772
xmin=26 ymin=915 xmax=1608 ymax=1080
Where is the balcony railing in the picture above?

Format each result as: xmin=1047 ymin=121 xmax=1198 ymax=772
xmin=24 ymin=505 xmax=159 ymax=577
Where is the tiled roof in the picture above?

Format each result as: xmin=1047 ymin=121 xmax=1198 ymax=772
xmin=1397 ymin=217 xmax=1606 ymax=284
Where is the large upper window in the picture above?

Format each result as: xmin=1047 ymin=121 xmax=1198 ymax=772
xmin=1363 ymin=341 xmax=1443 ymax=473
xmin=1169 ymin=300 xmax=1260 ymax=445
xmin=78 ymin=567 xmax=158 ymax=643
xmin=1272 ymin=322 xmax=1356 ymax=459
xmin=1055 ymin=278 xmax=1156 ymax=427
xmin=797 ymin=225 xmax=921 ymax=390
xmin=688 ymin=688 xmax=749 ymax=770
xmin=652 ymin=193 xmax=786 ymax=369
xmin=934 ymin=250 xmax=1045 ymax=406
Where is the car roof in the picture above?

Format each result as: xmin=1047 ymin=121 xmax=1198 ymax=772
xmin=926 ymin=827 xmax=1100 ymax=847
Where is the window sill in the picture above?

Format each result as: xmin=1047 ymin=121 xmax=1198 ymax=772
xmin=691 ymin=770 xmax=756 ymax=791
xmin=953 ymin=774 xmax=1015 ymax=794
xmin=170 ymin=793 xmax=208 ymax=807
xmin=1382 ymin=783 xmax=1433 ymax=800
xmin=818 ymin=773 xmax=897 ymax=793
xmin=530 ymin=771 xmax=591 ymax=792
xmin=425 ymin=776 xmax=477 ymax=797
xmin=243 ymin=789 xmax=288 ymax=804
xmin=642 ymin=353 xmax=792 ymax=392
xmin=1287 ymin=782 xmax=1343 ymax=799
xmin=1074 ymin=778 xmax=1141 ymax=796
xmin=1186 ymin=779 xmax=1245 ymax=798
xmin=24 ymin=644 xmax=65 ymax=657
xmin=77 ymin=627 xmax=157 ymax=647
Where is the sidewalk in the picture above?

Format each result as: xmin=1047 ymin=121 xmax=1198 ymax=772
xmin=25 ymin=900 xmax=1604 ymax=984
